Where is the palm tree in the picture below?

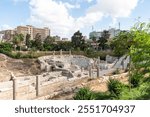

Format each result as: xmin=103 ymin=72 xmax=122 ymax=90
xmin=13 ymin=34 xmax=24 ymax=51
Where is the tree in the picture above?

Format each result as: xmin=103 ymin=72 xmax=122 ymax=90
xmin=129 ymin=22 xmax=150 ymax=87
xmin=56 ymin=41 xmax=73 ymax=51
xmin=43 ymin=36 xmax=55 ymax=50
xmin=90 ymin=36 xmax=98 ymax=50
xmin=25 ymin=34 xmax=31 ymax=48
xmin=71 ymin=30 xmax=84 ymax=50
xmin=98 ymin=30 xmax=110 ymax=50
xmin=13 ymin=33 xmax=24 ymax=51
xmin=0 ymin=42 xmax=13 ymax=52
xmin=110 ymin=31 xmax=134 ymax=57
xmin=34 ymin=33 xmax=43 ymax=50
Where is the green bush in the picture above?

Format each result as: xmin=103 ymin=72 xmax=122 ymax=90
xmin=73 ymin=87 xmax=96 ymax=100
xmin=74 ymin=87 xmax=112 ymax=100
xmin=95 ymin=92 xmax=111 ymax=100
xmin=107 ymin=79 xmax=125 ymax=97
xmin=129 ymin=73 xmax=142 ymax=88
xmin=14 ymin=52 xmax=22 ymax=58
xmin=0 ymin=42 xmax=13 ymax=52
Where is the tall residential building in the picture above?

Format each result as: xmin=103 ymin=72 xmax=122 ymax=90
xmin=16 ymin=25 xmax=50 ymax=40
xmin=89 ymin=28 xmax=121 ymax=40
xmin=89 ymin=31 xmax=102 ymax=40
xmin=108 ymin=28 xmax=121 ymax=38
xmin=0 ymin=25 xmax=50 ymax=42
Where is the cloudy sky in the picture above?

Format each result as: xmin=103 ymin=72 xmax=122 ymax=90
xmin=0 ymin=0 xmax=149 ymax=38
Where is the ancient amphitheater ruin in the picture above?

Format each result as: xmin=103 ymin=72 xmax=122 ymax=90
xmin=0 ymin=51 xmax=130 ymax=100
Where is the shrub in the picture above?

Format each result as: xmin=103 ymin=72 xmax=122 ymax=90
xmin=15 ymin=52 xmax=22 ymax=59
xmin=0 ymin=42 xmax=13 ymax=52
xmin=107 ymin=79 xmax=125 ymax=97
xmin=73 ymin=87 xmax=96 ymax=100
xmin=95 ymin=92 xmax=111 ymax=100
xmin=129 ymin=73 xmax=142 ymax=88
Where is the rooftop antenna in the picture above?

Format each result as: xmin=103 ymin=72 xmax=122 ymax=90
xmin=109 ymin=26 xmax=111 ymax=30
xmin=118 ymin=22 xmax=120 ymax=30
xmin=92 ymin=25 xmax=94 ymax=31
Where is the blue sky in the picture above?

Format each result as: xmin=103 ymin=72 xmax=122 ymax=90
xmin=0 ymin=0 xmax=149 ymax=38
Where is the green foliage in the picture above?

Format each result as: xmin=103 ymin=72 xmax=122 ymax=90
xmin=0 ymin=42 xmax=13 ymax=52
xmin=74 ymin=87 xmax=112 ymax=100
xmin=110 ymin=31 xmax=133 ymax=57
xmin=73 ymin=87 xmax=96 ymax=100
xmin=71 ymin=30 xmax=85 ymax=50
xmin=98 ymin=30 xmax=110 ymax=50
xmin=55 ymin=41 xmax=73 ymax=51
xmin=107 ymin=79 xmax=125 ymax=97
xmin=34 ymin=33 xmax=43 ymax=50
xmin=129 ymin=72 xmax=143 ymax=88
xmin=43 ymin=36 xmax=55 ymax=50
xmin=129 ymin=22 xmax=150 ymax=89
xmin=119 ymin=82 xmax=150 ymax=100
xmin=13 ymin=33 xmax=24 ymax=50
xmin=25 ymin=34 xmax=31 ymax=48
xmin=15 ymin=52 xmax=22 ymax=59
xmin=94 ymin=92 xmax=111 ymax=100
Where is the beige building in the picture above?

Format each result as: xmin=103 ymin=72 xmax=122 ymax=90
xmin=0 ymin=25 xmax=50 ymax=42
xmin=16 ymin=25 xmax=50 ymax=40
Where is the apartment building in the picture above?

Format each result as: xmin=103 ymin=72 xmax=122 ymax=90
xmin=16 ymin=25 xmax=50 ymax=40
xmin=0 ymin=25 xmax=50 ymax=42
xmin=89 ymin=28 xmax=121 ymax=40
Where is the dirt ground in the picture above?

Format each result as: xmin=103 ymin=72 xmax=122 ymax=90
xmin=50 ymin=75 xmax=128 ymax=100
xmin=0 ymin=54 xmax=41 ymax=82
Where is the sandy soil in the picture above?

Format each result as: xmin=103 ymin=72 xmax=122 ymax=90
xmin=0 ymin=54 xmax=41 ymax=82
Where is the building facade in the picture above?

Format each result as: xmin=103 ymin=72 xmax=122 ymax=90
xmin=0 ymin=25 xmax=50 ymax=42
xmin=89 ymin=28 xmax=121 ymax=40
xmin=108 ymin=28 xmax=121 ymax=38
xmin=89 ymin=31 xmax=102 ymax=40
xmin=16 ymin=25 xmax=50 ymax=41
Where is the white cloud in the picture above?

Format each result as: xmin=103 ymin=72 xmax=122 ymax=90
xmin=28 ymin=0 xmax=103 ymax=37
xmin=28 ymin=0 xmax=139 ymax=38
xmin=0 ymin=24 xmax=13 ymax=30
xmin=89 ymin=0 xmax=139 ymax=25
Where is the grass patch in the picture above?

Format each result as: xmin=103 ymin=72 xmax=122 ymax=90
xmin=118 ymin=82 xmax=150 ymax=100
